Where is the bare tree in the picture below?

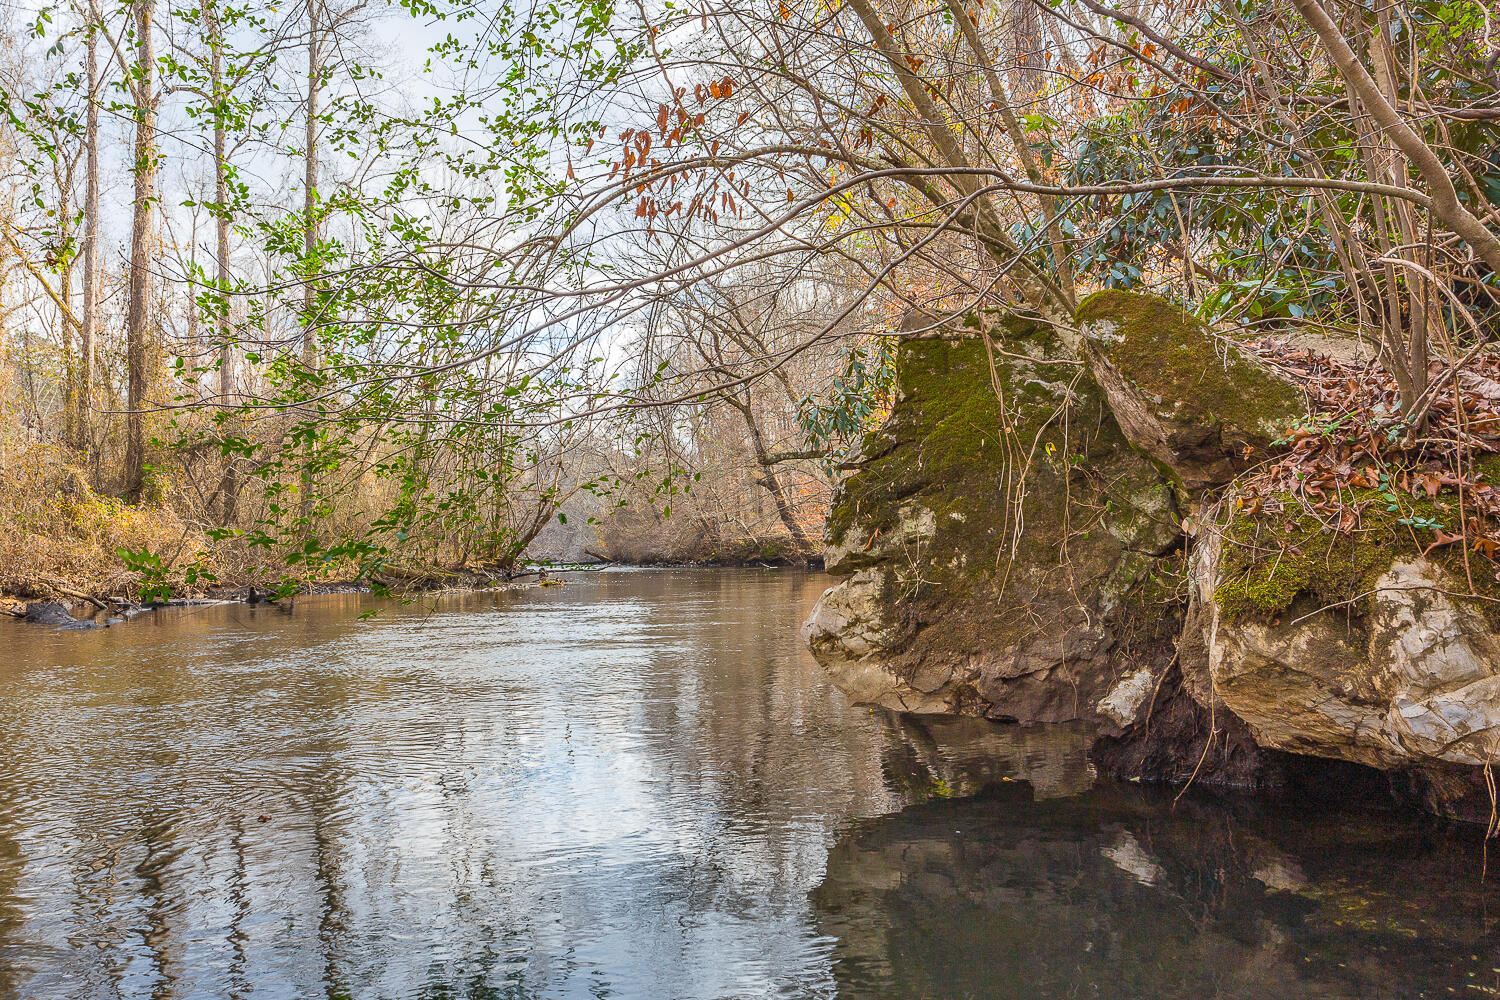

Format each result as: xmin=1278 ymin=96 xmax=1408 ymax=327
xmin=122 ymin=0 xmax=160 ymax=498
xmin=77 ymin=0 xmax=102 ymax=459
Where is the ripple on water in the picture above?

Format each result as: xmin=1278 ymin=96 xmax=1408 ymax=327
xmin=0 ymin=570 xmax=1497 ymax=1000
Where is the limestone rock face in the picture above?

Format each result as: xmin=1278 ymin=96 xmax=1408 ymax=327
xmin=805 ymin=300 xmax=1500 ymax=818
xmin=1077 ymin=291 xmax=1307 ymax=488
xmin=803 ymin=315 xmax=1181 ymax=730
xmin=1195 ymin=528 xmax=1500 ymax=770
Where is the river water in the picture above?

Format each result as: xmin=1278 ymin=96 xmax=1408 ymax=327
xmin=0 ymin=568 xmax=1496 ymax=999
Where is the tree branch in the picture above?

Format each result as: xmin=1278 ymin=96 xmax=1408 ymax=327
xmin=1289 ymin=0 xmax=1500 ymax=274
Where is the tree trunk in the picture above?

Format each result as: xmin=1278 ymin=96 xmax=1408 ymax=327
xmin=295 ymin=2 xmax=323 ymax=528
xmin=303 ymin=1 xmax=320 ymax=366
xmin=1008 ymin=0 xmax=1045 ymax=102
xmin=1290 ymin=0 xmax=1500 ymax=276
xmin=843 ymin=0 xmax=1065 ymax=314
xmin=205 ymin=0 xmax=238 ymax=521
xmin=77 ymin=0 xmax=100 ymax=458
xmin=56 ymin=158 xmax=76 ymax=446
xmin=728 ymin=393 xmax=816 ymax=560
xmin=123 ymin=0 xmax=158 ymax=499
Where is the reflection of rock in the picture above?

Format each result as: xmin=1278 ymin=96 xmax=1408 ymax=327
xmin=812 ymin=785 xmax=1497 ymax=999
xmin=876 ymin=713 xmax=1097 ymax=801
xmin=803 ymin=313 xmax=1181 ymax=731
xmin=1100 ymin=828 xmax=1165 ymax=886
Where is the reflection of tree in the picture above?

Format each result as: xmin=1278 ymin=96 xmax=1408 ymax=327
xmin=226 ymin=816 xmax=250 ymax=1000
xmin=306 ymin=768 xmax=353 ymax=999
xmin=131 ymin=809 xmax=182 ymax=997
xmin=625 ymin=570 xmax=892 ymax=904
xmin=0 ymin=823 xmax=23 ymax=999
xmin=0 ymin=599 xmax=378 ymax=996
xmin=0 ymin=574 xmax=924 ymax=996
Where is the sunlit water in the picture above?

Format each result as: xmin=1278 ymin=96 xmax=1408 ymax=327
xmin=0 ymin=568 xmax=1496 ymax=999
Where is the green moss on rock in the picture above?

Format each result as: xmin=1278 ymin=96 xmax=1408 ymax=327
xmin=1469 ymin=453 xmax=1500 ymax=486
xmin=1077 ymin=290 xmax=1305 ymax=439
xmin=828 ymin=333 xmax=1155 ymax=586
xmin=818 ymin=325 xmax=1184 ymax=714
xmin=1212 ymin=489 xmax=1500 ymax=625
xmin=1075 ymin=291 xmax=1307 ymax=489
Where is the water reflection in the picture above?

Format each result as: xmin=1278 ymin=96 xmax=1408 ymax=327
xmin=0 ymin=569 xmax=1497 ymax=999
xmin=0 ymin=571 xmax=900 ymax=999
xmin=814 ymin=782 xmax=1500 ymax=1000
xmin=873 ymin=713 xmax=1096 ymax=801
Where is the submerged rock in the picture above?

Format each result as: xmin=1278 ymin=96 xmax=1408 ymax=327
xmin=1077 ymin=290 xmax=1306 ymax=488
xmin=22 ymin=601 xmax=105 ymax=629
xmin=803 ymin=312 xmax=1182 ymax=729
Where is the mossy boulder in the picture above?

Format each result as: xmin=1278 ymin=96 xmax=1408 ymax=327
xmin=1192 ymin=492 xmax=1500 ymax=775
xmin=803 ymin=311 xmax=1182 ymax=730
xmin=1076 ymin=291 xmax=1307 ymax=489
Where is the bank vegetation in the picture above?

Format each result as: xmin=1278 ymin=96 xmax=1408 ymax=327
xmin=0 ymin=0 xmax=1493 ymax=604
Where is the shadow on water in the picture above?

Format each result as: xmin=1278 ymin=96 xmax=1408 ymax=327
xmin=0 ymin=568 xmax=1498 ymax=999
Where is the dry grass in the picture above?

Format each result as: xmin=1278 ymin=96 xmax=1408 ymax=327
xmin=0 ymin=433 xmax=209 ymax=600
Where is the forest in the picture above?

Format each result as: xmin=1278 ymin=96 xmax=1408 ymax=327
xmin=0 ymin=0 xmax=1496 ymax=602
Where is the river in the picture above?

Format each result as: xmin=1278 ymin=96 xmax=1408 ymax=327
xmin=0 ymin=568 xmax=1495 ymax=999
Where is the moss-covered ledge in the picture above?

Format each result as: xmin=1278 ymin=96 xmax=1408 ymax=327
xmin=1190 ymin=485 xmax=1500 ymax=789
xmin=1076 ymin=290 xmax=1307 ymax=489
xmin=1210 ymin=489 xmax=1500 ymax=627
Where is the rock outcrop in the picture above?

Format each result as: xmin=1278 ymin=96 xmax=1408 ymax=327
xmin=1198 ymin=514 xmax=1500 ymax=769
xmin=805 ymin=290 xmax=1500 ymax=819
xmin=803 ymin=310 xmax=1182 ymax=730
xmin=1077 ymin=290 xmax=1307 ymax=488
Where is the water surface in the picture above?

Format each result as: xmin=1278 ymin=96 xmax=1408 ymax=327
xmin=0 ymin=568 xmax=1495 ymax=999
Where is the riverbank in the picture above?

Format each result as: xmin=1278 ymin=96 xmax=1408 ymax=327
xmin=0 ymin=414 xmax=821 ymax=611
xmin=0 ymin=571 xmax=561 ymax=624
xmin=0 ymin=557 xmax=821 ymax=626
xmin=0 ymin=442 xmax=820 ymax=607
xmin=0 ymin=579 xmax=377 ymax=628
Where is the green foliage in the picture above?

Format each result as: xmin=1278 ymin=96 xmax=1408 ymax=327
xmin=121 ymin=0 xmax=658 ymax=597
xmin=797 ymin=340 xmax=896 ymax=469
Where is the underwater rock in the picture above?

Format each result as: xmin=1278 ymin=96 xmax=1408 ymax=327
xmin=874 ymin=713 xmax=1098 ymax=800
